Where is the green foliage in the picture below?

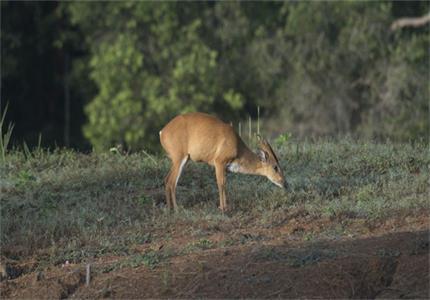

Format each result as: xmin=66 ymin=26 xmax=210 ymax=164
xmin=67 ymin=2 xmax=222 ymax=151
xmin=14 ymin=170 xmax=37 ymax=189
xmin=277 ymin=2 xmax=429 ymax=141
xmin=3 ymin=2 xmax=429 ymax=150
xmin=182 ymin=238 xmax=214 ymax=254
xmin=274 ymin=132 xmax=291 ymax=148
xmin=360 ymin=32 xmax=429 ymax=141
xmin=66 ymin=2 xmax=428 ymax=150
xmin=121 ymin=250 xmax=164 ymax=269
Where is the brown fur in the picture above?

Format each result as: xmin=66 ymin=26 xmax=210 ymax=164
xmin=160 ymin=112 xmax=286 ymax=212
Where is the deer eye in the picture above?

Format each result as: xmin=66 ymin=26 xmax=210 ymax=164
xmin=273 ymin=166 xmax=279 ymax=172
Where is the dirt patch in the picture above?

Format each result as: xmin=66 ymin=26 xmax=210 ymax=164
xmin=1 ymin=267 xmax=85 ymax=299
xmin=3 ymin=230 xmax=427 ymax=299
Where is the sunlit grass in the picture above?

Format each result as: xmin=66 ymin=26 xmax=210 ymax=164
xmin=1 ymin=139 xmax=428 ymax=266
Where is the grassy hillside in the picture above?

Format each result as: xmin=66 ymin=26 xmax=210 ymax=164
xmin=1 ymin=139 xmax=428 ymax=268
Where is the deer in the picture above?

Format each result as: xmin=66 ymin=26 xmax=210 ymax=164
xmin=159 ymin=112 xmax=287 ymax=212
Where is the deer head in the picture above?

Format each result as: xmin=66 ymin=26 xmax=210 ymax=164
xmin=257 ymin=136 xmax=288 ymax=189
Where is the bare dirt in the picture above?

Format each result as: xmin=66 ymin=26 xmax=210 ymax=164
xmin=1 ymin=215 xmax=429 ymax=299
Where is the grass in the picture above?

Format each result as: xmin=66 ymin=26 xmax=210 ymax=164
xmin=181 ymin=238 xmax=215 ymax=254
xmin=1 ymin=139 xmax=429 ymax=267
xmin=0 ymin=104 xmax=15 ymax=163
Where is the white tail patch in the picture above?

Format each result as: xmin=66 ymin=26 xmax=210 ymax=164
xmin=159 ymin=130 xmax=162 ymax=136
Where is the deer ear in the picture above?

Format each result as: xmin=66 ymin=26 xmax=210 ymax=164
xmin=258 ymin=149 xmax=268 ymax=162
xmin=258 ymin=138 xmax=280 ymax=165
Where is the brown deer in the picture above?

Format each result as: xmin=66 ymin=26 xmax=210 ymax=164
xmin=159 ymin=112 xmax=287 ymax=212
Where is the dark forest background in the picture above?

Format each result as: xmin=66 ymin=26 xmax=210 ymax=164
xmin=1 ymin=1 xmax=429 ymax=151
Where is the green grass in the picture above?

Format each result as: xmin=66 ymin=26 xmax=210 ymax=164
xmin=181 ymin=238 xmax=215 ymax=254
xmin=1 ymin=139 xmax=428 ymax=266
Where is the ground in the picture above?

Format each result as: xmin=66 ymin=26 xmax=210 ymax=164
xmin=1 ymin=141 xmax=429 ymax=298
xmin=1 ymin=214 xmax=428 ymax=299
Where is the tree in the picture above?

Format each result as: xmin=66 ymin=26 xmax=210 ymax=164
xmin=65 ymin=1 xmax=429 ymax=150
xmin=68 ymin=2 xmax=226 ymax=151
xmin=269 ymin=1 xmax=429 ymax=141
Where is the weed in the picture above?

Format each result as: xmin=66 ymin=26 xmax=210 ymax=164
xmin=125 ymin=250 xmax=161 ymax=269
xmin=303 ymin=232 xmax=316 ymax=242
xmin=274 ymin=132 xmax=291 ymax=148
xmin=182 ymin=239 xmax=215 ymax=254
xmin=14 ymin=170 xmax=37 ymax=188
xmin=0 ymin=103 xmax=14 ymax=163
xmin=102 ymin=249 xmax=167 ymax=272
xmin=138 ymin=194 xmax=153 ymax=207
xmin=219 ymin=239 xmax=236 ymax=248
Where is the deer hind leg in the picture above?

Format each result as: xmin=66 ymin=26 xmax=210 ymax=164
xmin=215 ymin=162 xmax=228 ymax=212
xmin=166 ymin=155 xmax=188 ymax=211
xmin=164 ymin=168 xmax=173 ymax=209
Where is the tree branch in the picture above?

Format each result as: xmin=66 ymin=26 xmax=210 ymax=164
xmin=391 ymin=13 xmax=430 ymax=31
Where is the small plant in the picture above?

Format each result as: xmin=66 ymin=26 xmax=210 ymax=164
xmin=303 ymin=232 xmax=316 ymax=242
xmin=182 ymin=238 xmax=214 ymax=254
xmin=138 ymin=194 xmax=152 ymax=207
xmin=0 ymin=103 xmax=14 ymax=162
xmin=98 ymin=249 xmax=165 ymax=273
xmin=14 ymin=170 xmax=37 ymax=188
xmin=22 ymin=141 xmax=32 ymax=159
xmin=109 ymin=146 xmax=122 ymax=155
xmin=120 ymin=249 xmax=164 ymax=269
xmin=194 ymin=238 xmax=214 ymax=250
xmin=275 ymin=132 xmax=291 ymax=148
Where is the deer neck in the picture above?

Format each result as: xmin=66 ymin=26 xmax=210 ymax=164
xmin=229 ymin=146 xmax=263 ymax=175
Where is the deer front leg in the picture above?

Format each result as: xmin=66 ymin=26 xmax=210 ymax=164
xmin=215 ymin=162 xmax=228 ymax=212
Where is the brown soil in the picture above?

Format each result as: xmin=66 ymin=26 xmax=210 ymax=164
xmin=1 ymin=216 xmax=429 ymax=299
